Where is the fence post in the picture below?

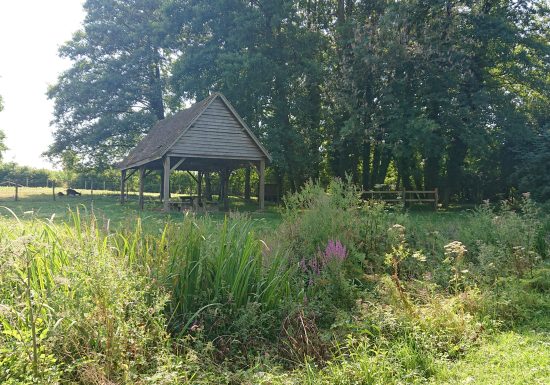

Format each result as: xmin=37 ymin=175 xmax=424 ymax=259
xmin=434 ymin=188 xmax=438 ymax=211
xmin=15 ymin=185 xmax=18 ymax=201
xmin=53 ymin=181 xmax=56 ymax=201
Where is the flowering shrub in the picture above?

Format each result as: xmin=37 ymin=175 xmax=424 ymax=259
xmin=300 ymin=239 xmax=348 ymax=282
xmin=301 ymin=239 xmax=357 ymax=328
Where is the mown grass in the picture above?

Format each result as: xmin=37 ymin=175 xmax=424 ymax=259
xmin=435 ymin=330 xmax=550 ymax=385
xmin=0 ymin=186 xmax=282 ymax=231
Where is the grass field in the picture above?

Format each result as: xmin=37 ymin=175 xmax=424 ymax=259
xmin=0 ymin=185 xmax=548 ymax=384
xmin=0 ymin=186 xmax=282 ymax=230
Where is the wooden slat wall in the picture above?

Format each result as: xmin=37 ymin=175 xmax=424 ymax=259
xmin=167 ymin=98 xmax=264 ymax=160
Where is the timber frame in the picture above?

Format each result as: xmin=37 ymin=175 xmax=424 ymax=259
xmin=117 ymin=93 xmax=271 ymax=211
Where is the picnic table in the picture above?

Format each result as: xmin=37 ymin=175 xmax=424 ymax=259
xmin=168 ymin=196 xmax=215 ymax=212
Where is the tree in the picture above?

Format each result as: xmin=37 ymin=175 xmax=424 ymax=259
xmin=47 ymin=0 xmax=550 ymax=201
xmin=167 ymin=0 xmax=328 ymax=190
xmin=0 ymin=95 xmax=7 ymax=161
xmin=47 ymin=0 xmax=169 ymax=169
xmin=331 ymin=0 xmax=550 ymax=202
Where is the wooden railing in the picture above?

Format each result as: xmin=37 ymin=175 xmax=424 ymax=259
xmin=361 ymin=188 xmax=438 ymax=210
xmin=0 ymin=180 xmax=24 ymax=201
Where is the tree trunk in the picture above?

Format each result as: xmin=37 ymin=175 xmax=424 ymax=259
xmin=443 ymin=137 xmax=468 ymax=206
xmin=371 ymin=144 xmax=381 ymax=186
xmin=337 ymin=0 xmax=345 ymax=25
xmin=362 ymin=141 xmax=371 ymax=190
xmin=150 ymin=49 xmax=165 ymax=120
xmin=424 ymin=154 xmax=441 ymax=191
xmin=376 ymin=148 xmax=392 ymax=185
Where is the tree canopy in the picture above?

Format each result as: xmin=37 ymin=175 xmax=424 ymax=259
xmin=47 ymin=0 xmax=550 ymax=202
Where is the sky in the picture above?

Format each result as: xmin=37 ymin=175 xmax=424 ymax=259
xmin=0 ymin=0 xmax=85 ymax=169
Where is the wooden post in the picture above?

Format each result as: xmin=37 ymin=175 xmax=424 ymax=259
xmin=197 ymin=171 xmax=203 ymax=205
xmin=15 ymin=185 xmax=18 ymax=201
xmin=223 ymin=169 xmax=230 ymax=211
xmin=139 ymin=167 xmax=145 ymax=210
xmin=120 ymin=170 xmax=126 ymax=204
xmin=244 ymin=166 xmax=251 ymax=202
xmin=52 ymin=181 xmax=56 ymax=201
xmin=163 ymin=156 xmax=170 ymax=212
xmin=259 ymin=159 xmax=265 ymax=210
xmin=159 ymin=171 xmax=164 ymax=202
xmin=205 ymin=172 xmax=212 ymax=201
xmin=218 ymin=171 xmax=224 ymax=202
xmin=434 ymin=188 xmax=439 ymax=211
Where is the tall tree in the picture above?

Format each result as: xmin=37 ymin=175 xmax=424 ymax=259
xmin=332 ymin=0 xmax=549 ymax=202
xmin=167 ymin=0 xmax=328 ymax=190
xmin=47 ymin=0 xmax=169 ymax=169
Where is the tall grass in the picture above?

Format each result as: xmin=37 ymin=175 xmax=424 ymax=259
xmin=153 ymin=216 xmax=293 ymax=334
xmin=0 ymin=213 xmax=152 ymax=381
xmin=1 ymin=207 xmax=295 ymax=381
xmin=1 ymin=181 xmax=548 ymax=384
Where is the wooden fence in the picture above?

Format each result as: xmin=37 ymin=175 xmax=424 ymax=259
xmin=362 ymin=188 xmax=438 ymax=210
xmin=0 ymin=180 xmax=24 ymax=201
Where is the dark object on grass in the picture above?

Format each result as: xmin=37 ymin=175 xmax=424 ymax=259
xmin=66 ymin=188 xmax=81 ymax=196
xmin=57 ymin=192 xmax=65 ymax=197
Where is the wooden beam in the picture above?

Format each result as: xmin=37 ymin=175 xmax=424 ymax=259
xmin=186 ymin=170 xmax=198 ymax=183
xmin=139 ymin=166 xmax=145 ymax=211
xmin=258 ymin=159 xmax=265 ymax=210
xmin=123 ymin=168 xmax=137 ymax=182
xmin=163 ymin=156 xmax=171 ymax=212
xmin=170 ymin=157 xmax=186 ymax=172
xmin=120 ymin=170 xmax=126 ymax=204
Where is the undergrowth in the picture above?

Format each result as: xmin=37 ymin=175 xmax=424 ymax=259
xmin=0 ymin=179 xmax=548 ymax=384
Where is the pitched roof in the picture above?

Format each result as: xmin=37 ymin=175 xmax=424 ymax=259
xmin=118 ymin=93 xmax=270 ymax=170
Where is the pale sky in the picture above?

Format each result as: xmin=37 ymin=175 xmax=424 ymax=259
xmin=0 ymin=0 xmax=85 ymax=169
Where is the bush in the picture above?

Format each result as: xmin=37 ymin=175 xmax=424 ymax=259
xmin=280 ymin=178 xmax=363 ymax=263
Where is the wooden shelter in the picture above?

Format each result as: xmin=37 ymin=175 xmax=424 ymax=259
xmin=117 ymin=93 xmax=271 ymax=211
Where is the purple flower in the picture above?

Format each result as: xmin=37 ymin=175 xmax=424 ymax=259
xmin=324 ymin=239 xmax=347 ymax=262
xmin=302 ymin=240 xmax=348 ymax=286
